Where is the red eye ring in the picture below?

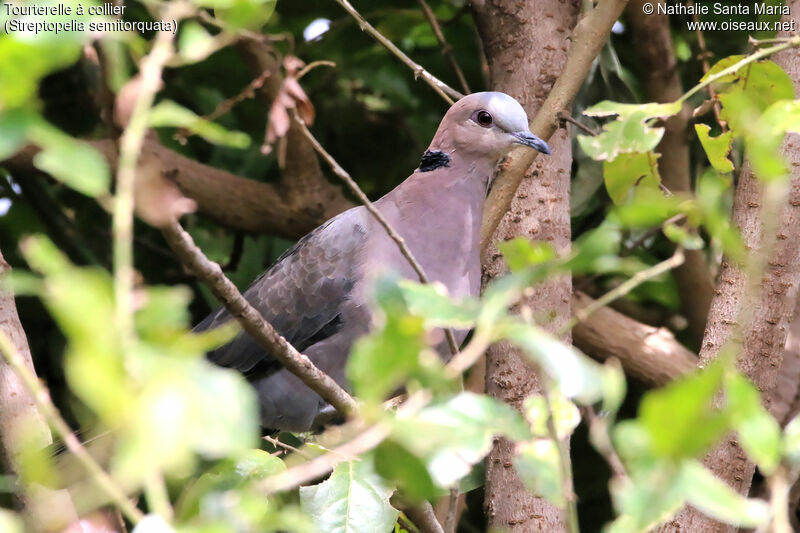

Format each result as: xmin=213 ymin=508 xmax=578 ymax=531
xmin=475 ymin=110 xmax=493 ymax=127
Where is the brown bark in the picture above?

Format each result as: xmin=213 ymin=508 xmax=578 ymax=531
xmin=572 ymin=291 xmax=697 ymax=387
xmin=472 ymin=0 xmax=580 ymax=529
xmin=657 ymin=9 xmax=800 ymax=529
xmin=767 ymin=296 xmax=800 ymax=426
xmin=0 ymin=250 xmax=79 ymax=531
xmin=627 ymin=0 xmax=714 ymax=349
xmin=3 ymin=139 xmax=353 ymax=240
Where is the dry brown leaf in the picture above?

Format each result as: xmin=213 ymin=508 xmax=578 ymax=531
xmin=133 ymin=158 xmax=197 ymax=227
xmin=261 ymin=56 xmax=316 ymax=155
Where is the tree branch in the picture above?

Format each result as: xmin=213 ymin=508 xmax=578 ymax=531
xmin=161 ymin=219 xmax=358 ymax=418
xmin=0 ymin=250 xmax=80 ymax=531
xmin=3 ymin=139 xmax=353 ymax=240
xmin=572 ymin=291 xmax=697 ymax=387
xmin=416 ymin=0 xmax=470 ymax=95
xmin=0 ymin=330 xmax=143 ymax=525
xmin=627 ymin=0 xmax=714 ymax=349
xmin=478 ymin=0 xmax=630 ymax=252
xmin=332 ymin=0 xmax=462 ymax=104
xmin=657 ymin=8 xmax=800 ymax=529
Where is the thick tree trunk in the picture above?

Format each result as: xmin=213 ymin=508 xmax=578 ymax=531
xmin=657 ymin=8 xmax=800 ymax=530
xmin=0 ymin=250 xmax=79 ymax=531
xmin=472 ymin=0 xmax=580 ymax=530
xmin=627 ymin=0 xmax=714 ymax=349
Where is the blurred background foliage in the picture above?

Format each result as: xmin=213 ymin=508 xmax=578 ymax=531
xmin=1 ymin=0 xmax=800 ymax=531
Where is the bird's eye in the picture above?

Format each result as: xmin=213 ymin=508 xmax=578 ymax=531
xmin=474 ymin=110 xmax=493 ymax=128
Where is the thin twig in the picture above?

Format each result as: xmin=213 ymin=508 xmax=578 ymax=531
xmin=176 ymin=68 xmax=273 ymax=144
xmin=263 ymin=434 xmax=314 ymax=459
xmin=444 ymin=486 xmax=459 ymax=533
xmin=680 ymin=36 xmax=800 ymax=103
xmin=557 ymin=111 xmax=598 ymax=136
xmin=144 ymin=472 xmax=173 ymax=520
xmin=161 ymin=219 xmax=358 ymax=417
xmin=296 ymin=60 xmax=337 ymax=80
xmin=259 ymin=423 xmax=389 ymax=493
xmin=113 ymin=2 xmax=187 ymax=351
xmin=541 ymin=383 xmax=579 ymax=533
xmin=397 ymin=499 xmax=446 ymax=533
xmin=0 ymin=332 xmax=144 ymax=524
xmin=689 ymin=1 xmax=725 ymax=130
xmin=585 ymin=405 xmax=627 ymax=480
xmin=416 ymin=0 xmax=470 ymax=95
xmin=561 ymin=248 xmax=685 ymax=335
xmin=292 ymin=113 xmax=461 ymax=357
xmin=332 ymin=0 xmax=462 ymax=104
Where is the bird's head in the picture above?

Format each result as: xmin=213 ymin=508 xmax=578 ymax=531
xmin=426 ymin=92 xmax=550 ymax=166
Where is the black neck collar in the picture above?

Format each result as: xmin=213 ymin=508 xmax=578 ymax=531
xmin=418 ymin=150 xmax=451 ymax=172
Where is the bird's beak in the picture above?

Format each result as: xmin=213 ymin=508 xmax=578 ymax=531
xmin=512 ymin=131 xmax=550 ymax=155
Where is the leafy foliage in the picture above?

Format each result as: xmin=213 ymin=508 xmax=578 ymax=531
xmin=0 ymin=0 xmax=798 ymax=531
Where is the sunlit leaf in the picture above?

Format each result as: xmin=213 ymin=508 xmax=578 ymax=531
xmin=300 ymin=458 xmax=398 ymax=533
xmin=27 ymin=122 xmax=110 ymax=197
xmin=178 ymin=21 xmax=217 ymax=63
xmin=725 ymin=373 xmax=781 ymax=474
xmin=783 ymin=414 xmax=800 ymax=465
xmin=606 ymin=464 xmax=684 ymax=533
xmin=396 ymin=280 xmax=479 ymax=329
xmin=391 ymin=392 xmax=531 ymax=486
xmin=695 ymin=124 xmax=734 ymax=173
xmin=523 ymin=393 xmax=580 ymax=439
xmin=678 ymin=461 xmax=769 ymax=528
xmin=638 ymin=362 xmax=728 ymax=460
xmin=347 ymin=279 xmax=433 ymax=404
xmin=502 ymin=321 xmax=608 ymax=404
xmin=149 ymin=101 xmax=250 ymax=148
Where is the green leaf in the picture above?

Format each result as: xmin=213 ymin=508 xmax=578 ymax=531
xmin=149 ymin=101 xmax=250 ymax=148
xmin=695 ymin=124 xmax=734 ymax=173
xmin=678 ymin=461 xmax=769 ymax=528
xmin=347 ymin=279 xmax=432 ymax=403
xmin=177 ymin=449 xmax=285 ymax=520
xmin=603 ymin=152 xmax=661 ymax=205
xmin=578 ymin=101 xmax=681 ymax=161
xmin=27 ymin=122 xmax=110 ymax=197
xmin=503 ymin=321 xmax=609 ymax=404
xmin=523 ymin=393 xmax=580 ymax=439
xmin=498 ymin=238 xmax=557 ymax=272
xmin=605 ymin=464 xmax=685 ymax=533
xmin=300 ymin=458 xmax=398 ymax=533
xmin=514 ymin=440 xmax=565 ymax=508
xmin=114 ymin=357 xmax=258 ymax=484
xmin=374 ymin=442 xmax=438 ymax=501
xmin=662 ymin=223 xmax=704 ymax=250
xmin=213 ymin=0 xmax=277 ymax=30
xmin=696 ymin=170 xmax=745 ymax=263
xmin=0 ymin=109 xmax=33 ymax=160
xmin=396 ymin=280 xmax=479 ymax=329
xmin=391 ymin=392 xmax=531 ymax=486
xmin=725 ymin=373 xmax=781 ymax=474
xmin=0 ymin=511 xmax=23 ymax=533
xmin=132 ymin=515 xmax=174 ymax=533
xmin=783 ymin=414 xmax=800 ymax=465
xmin=178 ymin=22 xmax=218 ymax=63
xmin=639 ymin=362 xmax=728 ymax=460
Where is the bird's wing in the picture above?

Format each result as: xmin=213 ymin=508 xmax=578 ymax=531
xmin=195 ymin=207 xmax=367 ymax=373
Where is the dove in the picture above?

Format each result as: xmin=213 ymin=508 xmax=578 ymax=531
xmin=196 ymin=92 xmax=550 ymax=431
